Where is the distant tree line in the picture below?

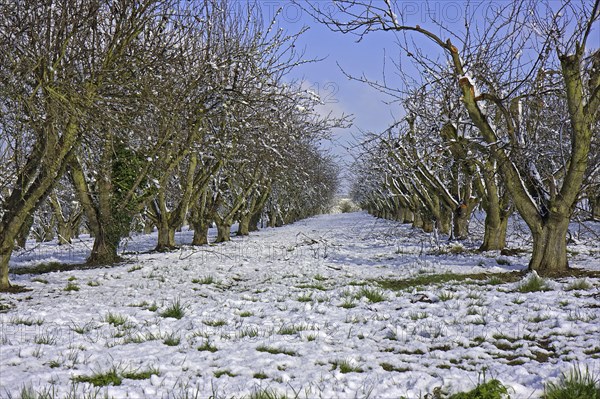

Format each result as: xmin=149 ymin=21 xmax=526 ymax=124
xmin=0 ymin=0 xmax=345 ymax=289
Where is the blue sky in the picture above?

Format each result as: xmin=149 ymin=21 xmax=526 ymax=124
xmin=270 ymin=2 xmax=404 ymax=164
xmin=269 ymin=1 xmax=476 ymax=170
xmin=265 ymin=0 xmax=599 ymax=188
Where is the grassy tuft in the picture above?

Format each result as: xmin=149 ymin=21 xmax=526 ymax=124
xmin=70 ymin=322 xmax=94 ymax=336
xmin=380 ymin=362 xmax=410 ymax=373
xmin=331 ymin=359 xmax=363 ymax=373
xmin=248 ymin=388 xmax=288 ymax=399
xmin=306 ymin=334 xmax=317 ymax=341
xmin=565 ymin=279 xmax=592 ymax=291
xmin=122 ymin=366 xmax=160 ymax=380
xmin=104 ymin=312 xmax=128 ymax=327
xmin=296 ymin=293 xmax=313 ymax=302
xmin=339 ymin=298 xmax=357 ymax=309
xmin=160 ymin=298 xmax=185 ymax=319
xmin=438 ymin=291 xmax=456 ymax=301
xmin=48 ymin=359 xmax=61 ymax=368
xmin=449 ymin=379 xmax=510 ymax=398
xmin=256 ymin=345 xmax=297 ymax=356
xmin=356 ymin=287 xmax=386 ymax=303
xmin=72 ymin=368 xmax=122 ymax=387
xmin=192 ymin=276 xmax=215 ymax=285
xmin=543 ymin=365 xmax=600 ymax=399
xmin=238 ymin=327 xmax=259 ymax=338
xmin=203 ymin=319 xmax=227 ymax=327
xmin=496 ymin=257 xmax=511 ymax=266
xmin=297 ymin=283 xmax=327 ymax=291
xmin=10 ymin=316 xmax=44 ymax=326
xmin=409 ymin=311 xmax=429 ymax=320
xmin=34 ymin=332 xmax=57 ymax=345
xmin=377 ymin=272 xmax=522 ymax=291
xmin=277 ymin=323 xmax=312 ymax=335
xmin=487 ymin=276 xmax=506 ymax=286
xmin=64 ymin=282 xmax=80 ymax=292
xmin=197 ymin=340 xmax=218 ymax=352
xmin=162 ymin=332 xmax=180 ymax=346
xmin=17 ymin=385 xmax=58 ymax=399
xmin=518 ymin=273 xmax=551 ymax=293
xmin=214 ymin=369 xmax=236 ymax=378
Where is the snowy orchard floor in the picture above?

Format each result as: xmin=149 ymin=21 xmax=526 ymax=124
xmin=1 ymin=212 xmax=599 ymax=398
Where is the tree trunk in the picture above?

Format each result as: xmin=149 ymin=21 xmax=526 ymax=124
xmin=49 ymin=192 xmax=73 ymax=245
xmin=215 ymin=222 xmax=231 ymax=243
xmin=422 ymin=217 xmax=434 ymax=233
xmin=0 ymin=117 xmax=80 ymax=289
xmin=143 ymin=218 xmax=154 ymax=234
xmin=155 ymin=219 xmax=176 ymax=251
xmin=191 ymin=219 xmax=210 ymax=246
xmin=475 ymin=158 xmax=511 ymax=251
xmin=403 ymin=208 xmax=413 ymax=224
xmin=448 ymin=45 xmax=598 ymax=276
xmin=412 ymin=209 xmax=423 ymax=229
xmin=237 ymin=214 xmax=250 ymax=236
xmin=86 ymin=157 xmax=126 ymax=265
xmin=529 ymin=214 xmax=570 ymax=275
xmin=15 ymin=214 xmax=34 ymax=249
xmin=480 ymin=212 xmax=509 ymax=251
xmin=591 ymin=194 xmax=600 ymax=221
xmin=88 ymin=227 xmax=122 ymax=265
xmin=452 ymin=202 xmax=475 ymax=240
xmin=73 ymin=222 xmax=80 ymax=238
xmin=57 ymin=222 xmax=73 ymax=245
xmin=275 ymin=216 xmax=284 ymax=227
xmin=35 ymin=221 xmax=55 ymax=243
xmin=248 ymin=211 xmax=261 ymax=232
xmin=438 ymin=207 xmax=451 ymax=236
xmin=0 ymin=241 xmax=14 ymax=289
xmin=268 ymin=209 xmax=277 ymax=228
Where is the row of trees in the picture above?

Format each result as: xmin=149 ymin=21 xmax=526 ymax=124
xmin=314 ymin=0 xmax=599 ymax=275
xmin=0 ymin=0 xmax=344 ymax=289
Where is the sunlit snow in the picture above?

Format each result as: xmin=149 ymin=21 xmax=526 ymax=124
xmin=1 ymin=212 xmax=599 ymax=398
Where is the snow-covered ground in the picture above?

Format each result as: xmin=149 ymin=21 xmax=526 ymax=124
xmin=1 ymin=212 xmax=599 ymax=398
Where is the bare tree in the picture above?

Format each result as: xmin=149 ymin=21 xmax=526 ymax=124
xmin=67 ymin=1 xmax=185 ymax=263
xmin=0 ymin=0 xmax=171 ymax=289
xmin=311 ymin=0 xmax=600 ymax=275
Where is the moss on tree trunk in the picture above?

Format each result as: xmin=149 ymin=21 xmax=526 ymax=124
xmin=402 ymin=208 xmax=413 ymax=224
xmin=215 ymin=222 xmax=231 ymax=243
xmin=0 ymin=243 xmax=14 ymax=288
xmin=412 ymin=209 xmax=423 ymax=229
xmin=591 ymin=194 xmax=600 ymax=221
xmin=15 ymin=215 xmax=34 ymax=249
xmin=237 ymin=214 xmax=250 ymax=236
xmin=87 ymin=227 xmax=122 ymax=265
xmin=155 ymin=221 xmax=176 ymax=251
xmin=480 ymin=214 xmax=509 ymax=251
xmin=248 ymin=211 xmax=261 ymax=232
xmin=529 ymin=213 xmax=570 ymax=275
xmin=422 ymin=217 xmax=434 ymax=233
xmin=191 ymin=219 xmax=210 ymax=246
